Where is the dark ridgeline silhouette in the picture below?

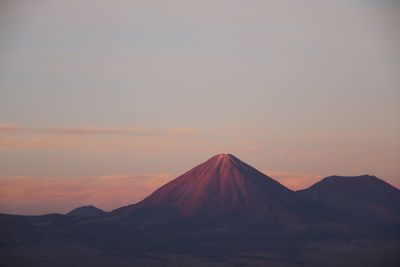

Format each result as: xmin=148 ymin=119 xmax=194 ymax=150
xmin=299 ymin=175 xmax=400 ymax=223
xmin=1 ymin=154 xmax=399 ymax=267
xmin=67 ymin=205 xmax=107 ymax=218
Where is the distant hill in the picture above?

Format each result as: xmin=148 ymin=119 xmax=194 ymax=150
xmin=298 ymin=175 xmax=400 ymax=223
xmin=66 ymin=205 xmax=107 ymax=218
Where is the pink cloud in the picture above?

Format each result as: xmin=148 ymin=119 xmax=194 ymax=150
xmin=266 ymin=170 xmax=324 ymax=190
xmin=0 ymin=123 xmax=200 ymax=136
xmin=166 ymin=128 xmax=199 ymax=135
xmin=42 ymin=127 xmax=151 ymax=135
xmin=0 ymin=124 xmax=25 ymax=133
xmin=0 ymin=123 xmax=200 ymax=151
xmin=0 ymin=174 xmax=174 ymax=215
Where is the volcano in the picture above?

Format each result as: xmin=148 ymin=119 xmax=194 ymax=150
xmin=113 ymin=154 xmax=313 ymax=228
xmin=299 ymin=175 xmax=400 ymax=223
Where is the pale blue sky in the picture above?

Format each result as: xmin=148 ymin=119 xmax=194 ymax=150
xmin=0 ymin=0 xmax=399 ymax=191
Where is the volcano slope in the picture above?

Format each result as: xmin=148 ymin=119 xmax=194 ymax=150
xmin=111 ymin=154 xmax=326 ymax=230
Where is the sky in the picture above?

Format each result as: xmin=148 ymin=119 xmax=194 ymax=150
xmin=0 ymin=0 xmax=399 ymax=215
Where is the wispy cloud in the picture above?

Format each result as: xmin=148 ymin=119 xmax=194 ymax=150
xmin=266 ymin=170 xmax=324 ymax=190
xmin=0 ymin=123 xmax=200 ymax=151
xmin=39 ymin=127 xmax=152 ymax=135
xmin=0 ymin=123 xmax=199 ymax=136
xmin=165 ymin=128 xmax=199 ymax=135
xmin=0 ymin=124 xmax=25 ymax=133
xmin=0 ymin=173 xmax=174 ymax=215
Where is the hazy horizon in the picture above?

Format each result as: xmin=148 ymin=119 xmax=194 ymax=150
xmin=1 ymin=0 xmax=399 ymax=215
xmin=0 ymin=153 xmax=398 ymax=216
